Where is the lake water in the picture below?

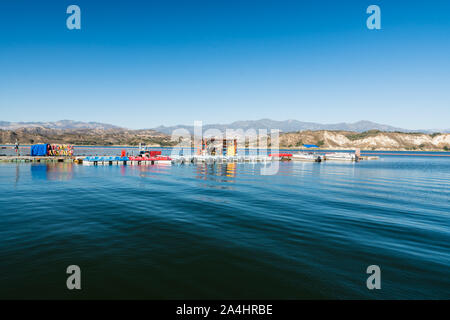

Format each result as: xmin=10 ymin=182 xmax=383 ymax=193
xmin=0 ymin=152 xmax=449 ymax=299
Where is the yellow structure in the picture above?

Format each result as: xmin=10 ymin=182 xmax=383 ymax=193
xmin=196 ymin=138 xmax=237 ymax=156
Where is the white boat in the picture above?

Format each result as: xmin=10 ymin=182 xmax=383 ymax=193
xmin=155 ymin=160 xmax=172 ymax=165
xmin=324 ymin=152 xmax=357 ymax=161
xmin=292 ymin=152 xmax=322 ymax=162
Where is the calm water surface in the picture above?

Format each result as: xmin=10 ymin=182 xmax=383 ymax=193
xmin=0 ymin=154 xmax=449 ymax=299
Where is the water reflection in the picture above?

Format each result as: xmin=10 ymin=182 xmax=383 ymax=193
xmin=30 ymin=163 xmax=74 ymax=181
xmin=122 ymin=163 xmax=172 ymax=179
xmin=195 ymin=163 xmax=237 ymax=181
xmin=225 ymin=163 xmax=236 ymax=178
xmin=15 ymin=164 xmax=20 ymax=187
xmin=1 ymin=154 xmax=449 ymax=299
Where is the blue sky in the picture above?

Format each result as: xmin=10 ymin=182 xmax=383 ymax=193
xmin=0 ymin=0 xmax=449 ymax=129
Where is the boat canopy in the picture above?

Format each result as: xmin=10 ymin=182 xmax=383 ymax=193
xmin=303 ymin=144 xmax=319 ymax=148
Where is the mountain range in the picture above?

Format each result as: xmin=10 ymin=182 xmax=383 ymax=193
xmin=0 ymin=119 xmax=448 ymax=133
xmin=1 ymin=120 xmax=449 ymax=150
xmin=153 ymin=119 xmax=447 ymax=134
xmin=0 ymin=120 xmax=121 ymax=131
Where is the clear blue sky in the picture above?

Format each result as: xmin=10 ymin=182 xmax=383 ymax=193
xmin=0 ymin=0 xmax=449 ymax=129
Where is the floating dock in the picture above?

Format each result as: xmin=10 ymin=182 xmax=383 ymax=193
xmin=0 ymin=153 xmax=380 ymax=165
xmin=80 ymin=156 xmax=172 ymax=165
xmin=171 ymin=155 xmax=274 ymax=164
xmin=0 ymin=156 xmax=75 ymax=163
xmin=78 ymin=155 xmax=275 ymax=165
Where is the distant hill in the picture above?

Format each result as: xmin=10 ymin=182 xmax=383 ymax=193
xmin=278 ymin=130 xmax=450 ymax=151
xmin=0 ymin=127 xmax=448 ymax=151
xmin=1 ymin=120 xmax=449 ymax=150
xmin=0 ymin=127 xmax=175 ymax=147
xmin=2 ymin=119 xmax=447 ymax=133
xmin=0 ymin=120 xmax=122 ymax=130
xmin=153 ymin=119 xmax=415 ymax=135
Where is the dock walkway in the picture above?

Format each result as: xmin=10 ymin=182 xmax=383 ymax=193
xmin=0 ymin=154 xmax=380 ymax=164
xmin=171 ymin=155 xmax=273 ymax=164
xmin=0 ymin=156 xmax=75 ymax=163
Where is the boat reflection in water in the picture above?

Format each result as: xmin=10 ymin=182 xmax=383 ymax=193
xmin=118 ymin=161 xmax=172 ymax=179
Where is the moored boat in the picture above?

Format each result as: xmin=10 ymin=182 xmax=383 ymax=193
xmin=292 ymin=144 xmax=323 ymax=162
xmin=292 ymin=152 xmax=322 ymax=162
xmin=324 ymin=152 xmax=357 ymax=161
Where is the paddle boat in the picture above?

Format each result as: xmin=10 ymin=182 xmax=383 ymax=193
xmin=82 ymin=156 xmax=129 ymax=165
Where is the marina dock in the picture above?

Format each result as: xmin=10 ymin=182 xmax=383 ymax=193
xmin=171 ymin=155 xmax=273 ymax=164
xmin=0 ymin=156 xmax=76 ymax=163
xmin=0 ymin=154 xmax=380 ymax=165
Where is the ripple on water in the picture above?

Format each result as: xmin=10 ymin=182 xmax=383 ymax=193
xmin=0 ymin=156 xmax=449 ymax=299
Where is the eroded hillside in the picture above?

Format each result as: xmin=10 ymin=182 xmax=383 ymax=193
xmin=279 ymin=130 xmax=450 ymax=150
xmin=1 ymin=128 xmax=449 ymax=150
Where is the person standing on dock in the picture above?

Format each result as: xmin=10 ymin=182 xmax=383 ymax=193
xmin=14 ymin=140 xmax=19 ymax=156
